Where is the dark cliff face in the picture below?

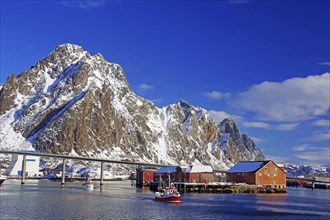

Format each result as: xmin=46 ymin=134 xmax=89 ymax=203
xmin=0 ymin=75 xmax=18 ymax=115
xmin=0 ymin=44 xmax=265 ymax=169
xmin=219 ymin=119 xmax=265 ymax=163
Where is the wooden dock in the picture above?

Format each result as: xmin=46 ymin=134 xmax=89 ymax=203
xmin=174 ymin=182 xmax=286 ymax=193
xmin=148 ymin=182 xmax=286 ymax=193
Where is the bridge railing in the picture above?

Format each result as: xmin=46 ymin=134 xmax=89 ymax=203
xmin=0 ymin=150 xmax=165 ymax=186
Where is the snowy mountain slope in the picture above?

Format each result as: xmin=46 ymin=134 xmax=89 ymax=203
xmin=0 ymin=44 xmax=265 ymax=170
xmin=285 ymin=163 xmax=330 ymax=177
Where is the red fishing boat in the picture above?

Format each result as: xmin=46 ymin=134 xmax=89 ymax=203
xmin=154 ymin=173 xmax=180 ymax=202
xmin=82 ymin=179 xmax=94 ymax=190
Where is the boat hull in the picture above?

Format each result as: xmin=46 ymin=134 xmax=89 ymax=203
xmin=82 ymin=181 xmax=94 ymax=190
xmin=155 ymin=195 xmax=181 ymax=202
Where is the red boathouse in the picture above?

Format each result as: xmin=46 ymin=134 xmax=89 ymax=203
xmin=227 ymin=160 xmax=286 ymax=189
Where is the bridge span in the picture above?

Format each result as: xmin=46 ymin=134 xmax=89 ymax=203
xmin=0 ymin=150 xmax=236 ymax=187
xmin=287 ymin=176 xmax=330 ymax=184
xmin=0 ymin=150 xmax=165 ymax=186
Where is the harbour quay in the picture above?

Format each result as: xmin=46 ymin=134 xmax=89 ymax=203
xmin=151 ymin=182 xmax=287 ymax=194
xmin=142 ymin=161 xmax=288 ymax=194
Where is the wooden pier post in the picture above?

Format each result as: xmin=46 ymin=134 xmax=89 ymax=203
xmin=21 ymin=155 xmax=26 ymax=185
xmin=61 ymin=159 xmax=66 ymax=186
xmin=312 ymin=178 xmax=315 ymax=190
xmin=100 ymin=162 xmax=104 ymax=186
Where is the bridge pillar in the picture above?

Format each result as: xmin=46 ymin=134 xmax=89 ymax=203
xmin=312 ymin=178 xmax=315 ymax=190
xmin=61 ymin=159 xmax=66 ymax=186
xmin=100 ymin=162 xmax=104 ymax=186
xmin=21 ymin=155 xmax=26 ymax=185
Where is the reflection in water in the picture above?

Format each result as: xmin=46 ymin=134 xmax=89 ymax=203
xmin=0 ymin=180 xmax=329 ymax=219
xmin=256 ymin=193 xmax=288 ymax=206
xmin=255 ymin=205 xmax=330 ymax=216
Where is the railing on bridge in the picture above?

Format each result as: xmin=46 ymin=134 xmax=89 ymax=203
xmin=287 ymin=176 xmax=330 ymax=184
xmin=0 ymin=150 xmax=228 ymax=187
xmin=0 ymin=150 xmax=165 ymax=186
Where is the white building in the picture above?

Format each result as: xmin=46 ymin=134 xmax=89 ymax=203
xmin=6 ymin=150 xmax=40 ymax=177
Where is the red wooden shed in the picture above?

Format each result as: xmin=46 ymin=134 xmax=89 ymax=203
xmin=227 ymin=160 xmax=286 ymax=189
xmin=136 ymin=167 xmax=157 ymax=186
xmin=184 ymin=165 xmax=214 ymax=183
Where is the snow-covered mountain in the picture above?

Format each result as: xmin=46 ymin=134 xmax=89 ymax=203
xmin=0 ymin=44 xmax=265 ymax=170
xmin=285 ymin=163 xmax=330 ymax=177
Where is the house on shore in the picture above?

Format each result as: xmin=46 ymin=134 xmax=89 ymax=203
xmin=6 ymin=150 xmax=40 ymax=177
xmin=136 ymin=167 xmax=157 ymax=186
xmin=226 ymin=160 xmax=286 ymax=189
xmin=153 ymin=165 xmax=214 ymax=183
xmin=184 ymin=165 xmax=214 ymax=183
xmin=214 ymin=170 xmax=227 ymax=182
xmin=153 ymin=166 xmax=187 ymax=183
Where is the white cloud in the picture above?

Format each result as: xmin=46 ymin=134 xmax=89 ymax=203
xmin=267 ymin=146 xmax=330 ymax=166
xmin=242 ymin=121 xmax=271 ymax=129
xmin=243 ymin=121 xmax=299 ymax=130
xmin=241 ymin=120 xmax=300 ymax=131
xmin=203 ymin=91 xmax=231 ymax=100
xmin=209 ymin=111 xmax=299 ymax=131
xmin=264 ymin=154 xmax=289 ymax=164
xmin=209 ymin=110 xmax=242 ymax=124
xmin=60 ymin=0 xmax=106 ymax=9
xmin=318 ymin=62 xmax=330 ymax=66
xmin=292 ymin=144 xmax=316 ymax=151
xmin=250 ymin=136 xmax=267 ymax=144
xmin=275 ymin=123 xmax=299 ymax=131
xmin=294 ymin=148 xmax=330 ymax=164
xmin=138 ymin=83 xmax=154 ymax=91
xmin=313 ymin=119 xmax=330 ymax=127
xmin=151 ymin=98 xmax=164 ymax=104
xmin=136 ymin=83 xmax=154 ymax=94
xmin=303 ymin=131 xmax=330 ymax=142
xmin=235 ymin=73 xmax=330 ymax=122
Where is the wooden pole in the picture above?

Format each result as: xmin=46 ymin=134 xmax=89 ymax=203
xmin=312 ymin=177 xmax=315 ymax=190
xmin=100 ymin=162 xmax=104 ymax=186
xmin=61 ymin=159 xmax=66 ymax=186
xmin=21 ymin=155 xmax=26 ymax=185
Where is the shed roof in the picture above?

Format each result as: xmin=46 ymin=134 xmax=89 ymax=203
xmin=185 ymin=165 xmax=213 ymax=173
xmin=155 ymin=166 xmax=178 ymax=174
xmin=179 ymin=166 xmax=188 ymax=170
xmin=227 ymin=161 xmax=269 ymax=173
xmin=136 ymin=166 xmax=157 ymax=172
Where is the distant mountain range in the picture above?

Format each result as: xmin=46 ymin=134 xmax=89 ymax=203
xmin=0 ymin=44 xmax=266 ymax=170
xmin=285 ymin=163 xmax=330 ymax=178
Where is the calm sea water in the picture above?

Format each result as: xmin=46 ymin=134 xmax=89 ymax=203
xmin=0 ymin=179 xmax=329 ymax=219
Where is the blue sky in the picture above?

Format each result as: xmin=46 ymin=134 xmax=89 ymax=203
xmin=1 ymin=0 xmax=329 ymax=166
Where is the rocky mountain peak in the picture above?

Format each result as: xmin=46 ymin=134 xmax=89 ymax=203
xmin=178 ymin=100 xmax=191 ymax=109
xmin=44 ymin=43 xmax=87 ymax=65
xmin=219 ymin=118 xmax=265 ymax=163
xmin=220 ymin=118 xmax=239 ymax=134
xmin=55 ymin=43 xmax=84 ymax=53
xmin=0 ymin=44 xmax=265 ymax=170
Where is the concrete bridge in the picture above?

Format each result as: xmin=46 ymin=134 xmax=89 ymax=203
xmin=0 ymin=150 xmax=165 ymax=186
xmin=287 ymin=176 xmax=330 ymax=183
xmin=0 ymin=150 xmax=261 ymax=186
